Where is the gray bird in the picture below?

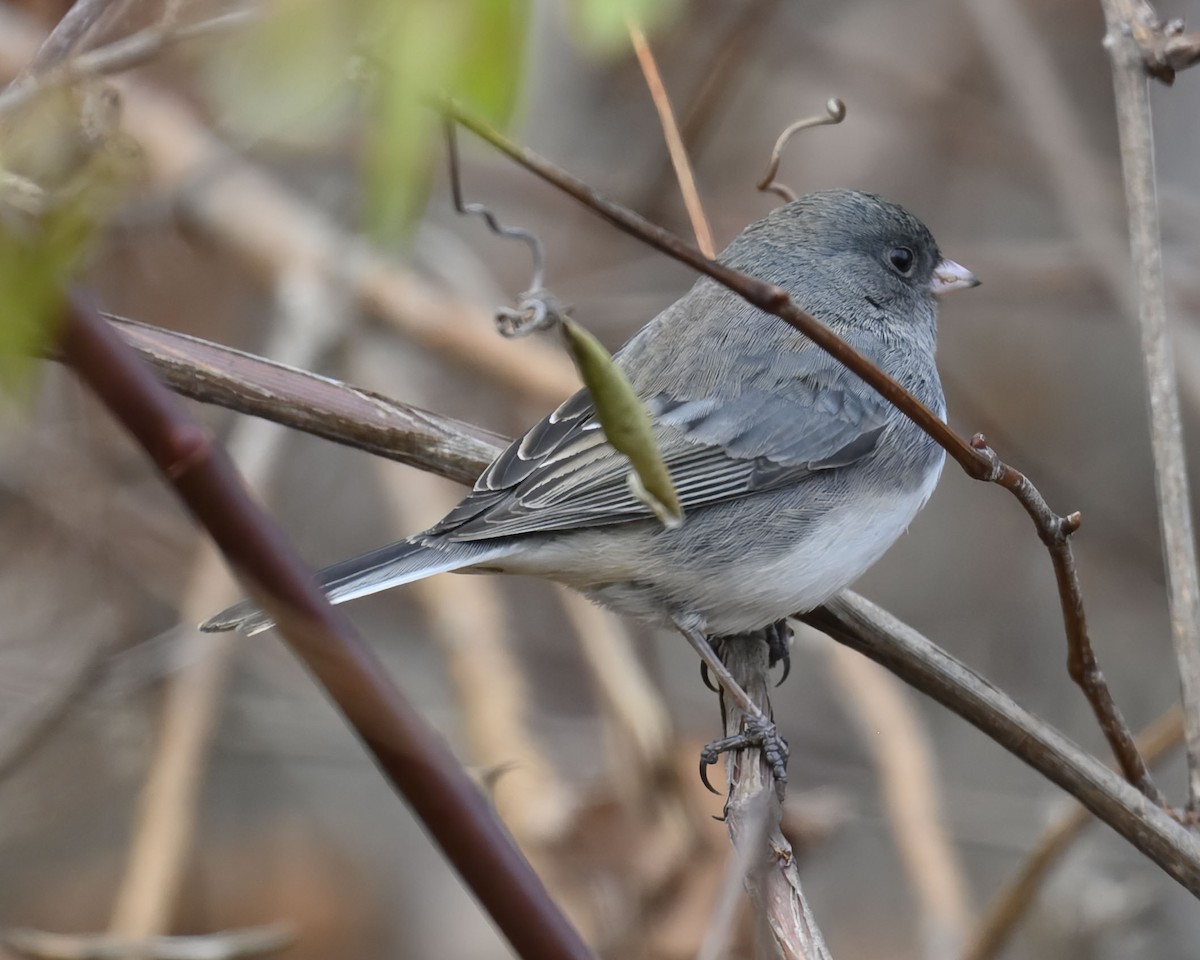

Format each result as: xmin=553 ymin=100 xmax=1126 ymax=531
xmin=204 ymin=190 xmax=975 ymax=676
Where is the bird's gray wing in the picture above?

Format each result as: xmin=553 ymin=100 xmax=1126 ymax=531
xmin=431 ymin=362 xmax=892 ymax=542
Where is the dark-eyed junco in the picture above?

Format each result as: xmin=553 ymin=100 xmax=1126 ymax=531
xmin=203 ymin=190 xmax=976 ymax=661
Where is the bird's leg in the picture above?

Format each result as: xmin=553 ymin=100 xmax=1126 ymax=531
xmin=675 ymin=620 xmax=789 ymax=801
xmin=698 ymin=715 xmax=789 ymax=798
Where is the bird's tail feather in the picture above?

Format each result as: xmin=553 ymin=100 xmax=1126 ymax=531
xmin=199 ymin=537 xmax=512 ymax=636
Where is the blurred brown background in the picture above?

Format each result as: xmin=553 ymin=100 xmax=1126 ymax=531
xmin=2 ymin=0 xmax=1200 ymax=957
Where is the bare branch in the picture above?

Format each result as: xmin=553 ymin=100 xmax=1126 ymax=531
xmin=105 ymin=313 xmax=505 ymax=487
xmin=108 ymin=273 xmax=345 ymax=942
xmin=1101 ymin=0 xmax=1200 ymax=812
xmin=57 ymin=294 xmax=596 ymax=960
xmin=714 ymin=638 xmax=833 ymax=960
xmin=801 ymin=595 xmax=1200 ymax=896
xmin=962 ymin=706 xmax=1184 ymax=960
xmin=441 ymin=98 xmax=1161 ymax=802
xmin=627 ymin=20 xmax=715 ymax=256
xmin=86 ymin=317 xmax=1200 ymax=896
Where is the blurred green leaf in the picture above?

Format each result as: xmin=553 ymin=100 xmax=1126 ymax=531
xmin=364 ymin=0 xmax=529 ymax=241
xmin=561 ymin=318 xmax=682 ymax=528
xmin=0 ymin=86 xmax=130 ymax=390
xmin=202 ymin=0 xmax=360 ymax=148
xmin=571 ymin=0 xmax=682 ymax=53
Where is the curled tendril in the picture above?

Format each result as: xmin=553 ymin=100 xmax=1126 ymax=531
xmin=444 ymin=120 xmax=566 ymax=337
xmin=495 ymin=287 xmax=570 ymax=339
xmin=756 ymin=98 xmax=847 ymax=203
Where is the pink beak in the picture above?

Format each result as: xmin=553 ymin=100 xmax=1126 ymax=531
xmin=931 ymin=257 xmax=980 ymax=295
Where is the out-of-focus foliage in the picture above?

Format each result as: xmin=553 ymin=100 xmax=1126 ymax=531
xmin=0 ymin=85 xmax=131 ymax=389
xmin=205 ymin=0 xmax=530 ymax=241
xmin=571 ymin=0 xmax=682 ymax=52
xmin=203 ymin=0 xmax=680 ymax=241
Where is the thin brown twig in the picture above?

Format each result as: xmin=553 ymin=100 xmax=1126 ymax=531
xmin=441 ymin=98 xmax=1162 ymax=805
xmin=78 ymin=315 xmax=1200 ymax=895
xmin=57 ymin=292 xmax=596 ymax=960
xmin=802 ymin=594 xmax=1200 ymax=897
xmin=108 ymin=272 xmax=344 ymax=942
xmin=0 ymin=9 xmax=258 ymax=116
xmin=1101 ymin=0 xmax=1200 ymax=813
xmin=627 ymin=20 xmax=715 ymax=257
xmin=961 ymin=705 xmax=1184 ymax=960
xmin=756 ymin=99 xmax=846 ymax=204
xmin=641 ymin=0 xmax=779 ymax=215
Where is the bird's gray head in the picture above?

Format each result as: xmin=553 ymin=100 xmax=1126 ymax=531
xmin=720 ymin=190 xmax=976 ymax=331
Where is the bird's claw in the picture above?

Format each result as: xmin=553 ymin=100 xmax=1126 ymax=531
xmin=698 ymin=714 xmax=789 ymax=800
xmin=765 ymin=619 xmax=794 ymax=687
xmin=700 ymin=660 xmax=719 ymax=693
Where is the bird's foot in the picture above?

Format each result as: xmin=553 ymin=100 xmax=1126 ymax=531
xmin=700 ymin=620 xmax=794 ymax=690
xmin=765 ymin=619 xmax=794 ymax=686
xmin=699 ymin=714 xmax=789 ymax=801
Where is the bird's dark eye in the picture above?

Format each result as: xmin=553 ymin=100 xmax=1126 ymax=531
xmin=888 ymin=246 xmax=915 ymax=275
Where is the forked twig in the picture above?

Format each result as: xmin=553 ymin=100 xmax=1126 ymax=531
xmin=89 ymin=318 xmax=1200 ymax=894
xmin=442 ymin=98 xmax=1162 ymax=805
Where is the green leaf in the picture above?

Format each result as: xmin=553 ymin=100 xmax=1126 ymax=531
xmin=448 ymin=0 xmax=529 ymax=125
xmin=362 ymin=0 xmax=529 ymax=241
xmin=201 ymin=0 xmax=360 ymax=148
xmin=561 ymin=318 xmax=682 ymax=528
xmin=0 ymin=87 xmax=129 ymax=391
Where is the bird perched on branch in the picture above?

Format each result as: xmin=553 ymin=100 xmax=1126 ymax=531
xmin=203 ymin=189 xmax=976 ymax=786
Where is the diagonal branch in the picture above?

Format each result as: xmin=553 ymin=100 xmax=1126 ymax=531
xmin=88 ymin=316 xmax=1200 ymax=896
xmin=440 ymin=99 xmax=1161 ymax=804
xmin=57 ymin=294 xmax=596 ymax=960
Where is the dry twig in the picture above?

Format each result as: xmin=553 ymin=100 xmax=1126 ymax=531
xmin=961 ymin=706 xmax=1183 ymax=960
xmin=1101 ymin=0 xmax=1200 ymax=812
xmin=57 ymin=293 xmax=595 ymax=960
xmin=442 ymin=99 xmax=1161 ymax=804
xmin=90 ymin=318 xmax=1200 ymax=896
xmin=713 ymin=638 xmax=832 ymax=960
xmin=756 ymin=99 xmax=846 ymax=204
xmin=627 ymin=20 xmax=714 ymax=256
xmin=108 ymin=272 xmax=344 ymax=942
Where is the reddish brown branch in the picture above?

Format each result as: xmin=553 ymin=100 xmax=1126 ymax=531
xmin=442 ymin=100 xmax=1162 ymax=805
xmin=57 ymin=293 xmax=594 ymax=960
